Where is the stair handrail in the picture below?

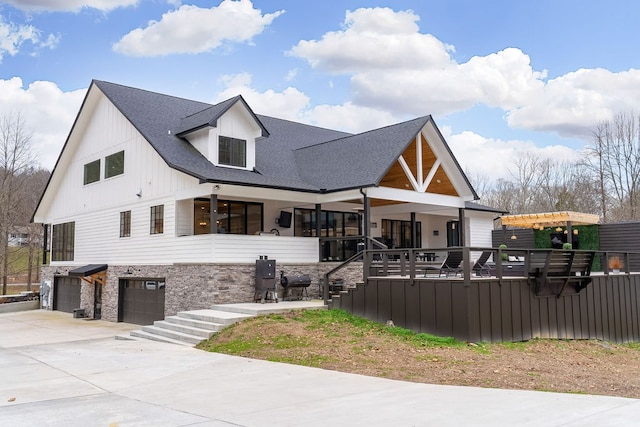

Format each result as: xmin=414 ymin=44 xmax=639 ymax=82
xmin=322 ymin=237 xmax=387 ymax=304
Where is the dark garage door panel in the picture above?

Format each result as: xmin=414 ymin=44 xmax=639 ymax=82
xmin=54 ymin=277 xmax=81 ymax=313
xmin=120 ymin=280 xmax=165 ymax=325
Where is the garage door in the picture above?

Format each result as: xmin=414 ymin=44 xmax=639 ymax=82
xmin=118 ymin=279 xmax=165 ymax=325
xmin=54 ymin=277 xmax=81 ymax=313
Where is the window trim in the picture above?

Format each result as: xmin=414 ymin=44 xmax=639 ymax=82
xmin=120 ymin=210 xmax=131 ymax=238
xmin=52 ymin=221 xmax=75 ymax=261
xmin=218 ymin=136 xmax=246 ymax=168
xmin=105 ymin=150 xmax=125 ymax=179
xmin=83 ymin=159 xmax=100 ymax=185
xmin=150 ymin=205 xmax=164 ymax=235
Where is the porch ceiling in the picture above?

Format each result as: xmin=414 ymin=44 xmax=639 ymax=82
xmin=500 ymin=211 xmax=600 ymax=228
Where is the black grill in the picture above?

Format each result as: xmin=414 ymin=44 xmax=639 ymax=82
xmin=255 ymin=257 xmax=278 ymax=303
xmin=280 ymin=271 xmax=311 ymax=300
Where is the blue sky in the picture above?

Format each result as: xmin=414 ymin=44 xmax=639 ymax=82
xmin=1 ymin=0 xmax=639 ymax=181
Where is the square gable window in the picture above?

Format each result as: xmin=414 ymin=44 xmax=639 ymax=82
xmin=218 ymin=136 xmax=246 ymax=168
xmin=105 ymin=150 xmax=125 ymax=178
xmin=83 ymin=159 xmax=100 ymax=185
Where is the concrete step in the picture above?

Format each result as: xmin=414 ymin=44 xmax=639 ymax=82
xmin=152 ymin=320 xmax=216 ymax=339
xmin=140 ymin=325 xmax=205 ymax=345
xmin=177 ymin=309 xmax=254 ymax=324
xmin=210 ymin=301 xmax=326 ymax=316
xmin=130 ymin=329 xmax=195 ymax=346
xmin=164 ymin=315 xmax=225 ymax=332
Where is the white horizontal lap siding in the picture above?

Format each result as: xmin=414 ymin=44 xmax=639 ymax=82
xmin=468 ymin=216 xmax=494 ymax=261
xmin=211 ymin=235 xmax=319 ymax=263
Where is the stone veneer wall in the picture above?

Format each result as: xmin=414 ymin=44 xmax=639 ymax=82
xmin=41 ymin=261 xmax=364 ymax=323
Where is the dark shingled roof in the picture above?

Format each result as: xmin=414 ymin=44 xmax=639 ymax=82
xmin=93 ymin=80 xmax=472 ymax=194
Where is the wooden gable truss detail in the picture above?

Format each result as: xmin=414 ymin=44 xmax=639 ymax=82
xmin=379 ymin=132 xmax=459 ymax=197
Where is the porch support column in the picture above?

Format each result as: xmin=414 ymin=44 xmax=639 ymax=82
xmin=315 ymin=204 xmax=322 ymax=261
xmin=362 ymin=192 xmax=371 ymax=249
xmin=566 ymin=221 xmax=573 ymax=246
xmin=458 ymin=208 xmax=466 ymax=246
xmin=210 ymin=194 xmax=218 ymax=234
xmin=410 ymin=212 xmax=417 ymax=248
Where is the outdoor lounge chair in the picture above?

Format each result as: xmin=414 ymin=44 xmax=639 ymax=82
xmin=424 ymin=251 xmax=464 ymax=277
xmin=471 ymin=251 xmax=492 ymax=277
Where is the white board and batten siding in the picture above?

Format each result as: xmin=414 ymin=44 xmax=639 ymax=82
xmin=45 ymin=92 xmax=319 ymax=266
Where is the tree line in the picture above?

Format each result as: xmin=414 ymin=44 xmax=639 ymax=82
xmin=0 ymin=112 xmax=50 ymax=294
xmin=474 ymin=112 xmax=640 ymax=223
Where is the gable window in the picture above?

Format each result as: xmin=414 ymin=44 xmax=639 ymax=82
xmin=83 ymin=159 xmax=100 ymax=185
xmin=120 ymin=211 xmax=131 ymax=237
xmin=52 ymin=222 xmax=75 ymax=261
xmin=105 ymin=150 xmax=125 ymax=178
xmin=218 ymin=136 xmax=246 ymax=167
xmin=150 ymin=205 xmax=164 ymax=234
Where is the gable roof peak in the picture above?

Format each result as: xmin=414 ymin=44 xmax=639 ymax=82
xmin=173 ymin=94 xmax=268 ymax=137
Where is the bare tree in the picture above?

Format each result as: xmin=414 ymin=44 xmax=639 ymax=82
xmin=0 ymin=112 xmax=37 ymax=294
xmin=585 ymin=112 xmax=640 ymax=222
xmin=509 ymin=152 xmax=544 ymax=214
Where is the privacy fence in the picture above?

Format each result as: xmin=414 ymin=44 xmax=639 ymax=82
xmin=329 ymin=247 xmax=640 ymax=343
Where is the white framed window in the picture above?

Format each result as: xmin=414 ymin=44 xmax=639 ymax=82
xmin=218 ymin=136 xmax=246 ymax=167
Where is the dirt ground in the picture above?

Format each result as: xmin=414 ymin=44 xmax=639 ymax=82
xmin=205 ymin=311 xmax=640 ymax=399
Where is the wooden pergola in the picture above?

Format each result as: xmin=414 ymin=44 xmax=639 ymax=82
xmin=499 ymin=211 xmax=600 ymax=245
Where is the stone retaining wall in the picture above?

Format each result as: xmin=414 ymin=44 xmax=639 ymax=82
xmin=42 ymin=261 xmax=364 ymax=323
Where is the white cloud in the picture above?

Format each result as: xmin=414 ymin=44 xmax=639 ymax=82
xmin=0 ymin=16 xmax=40 ymax=61
xmin=113 ymin=0 xmax=284 ymax=57
xmin=289 ymin=8 xmax=545 ymax=117
xmin=0 ymin=78 xmax=86 ymax=170
xmin=289 ymin=7 xmax=454 ymax=73
xmin=301 ymin=103 xmax=396 ymax=134
xmin=214 ymin=73 xmax=309 ymax=121
xmin=2 ymin=0 xmax=138 ymax=12
xmin=214 ymin=72 xmax=397 ymax=133
xmin=443 ymin=128 xmax=579 ymax=181
xmin=289 ymin=6 xmax=640 ymax=140
xmin=506 ymin=68 xmax=640 ymax=138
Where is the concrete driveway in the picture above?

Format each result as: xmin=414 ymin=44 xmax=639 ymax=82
xmin=1 ymin=310 xmax=640 ymax=426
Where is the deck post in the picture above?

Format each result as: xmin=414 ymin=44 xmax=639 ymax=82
xmin=210 ymin=194 xmax=218 ymax=234
xmin=362 ymin=192 xmax=371 ymax=249
xmin=458 ymin=208 xmax=466 ymax=246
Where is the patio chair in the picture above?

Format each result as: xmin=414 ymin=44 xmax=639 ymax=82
xmin=424 ymin=251 xmax=464 ymax=277
xmin=472 ymin=251 xmax=492 ymax=277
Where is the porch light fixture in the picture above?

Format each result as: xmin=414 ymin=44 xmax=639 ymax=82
xmin=213 ymin=185 xmax=220 ymax=190
xmin=510 ymin=230 xmax=517 ymax=240
xmin=555 ymin=227 xmax=563 ymax=232
xmin=573 ymin=229 xmax=579 ymax=235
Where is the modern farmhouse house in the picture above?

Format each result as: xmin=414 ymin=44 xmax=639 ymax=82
xmin=32 ymin=80 xmax=497 ymax=324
